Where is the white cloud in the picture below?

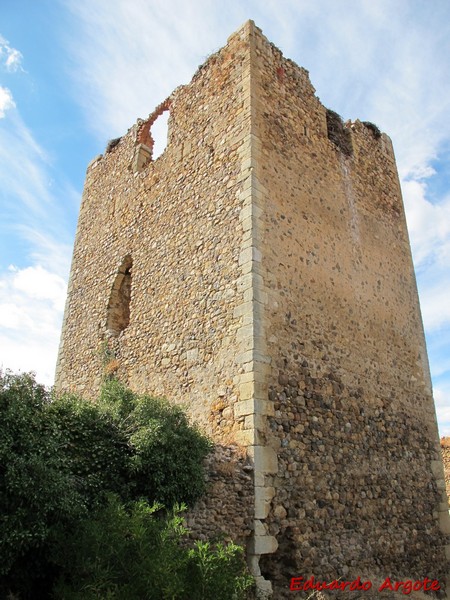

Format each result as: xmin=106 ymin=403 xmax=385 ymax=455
xmin=434 ymin=386 xmax=450 ymax=438
xmin=0 ymin=111 xmax=53 ymax=214
xmin=0 ymin=109 xmax=78 ymax=277
xmin=0 ymin=34 xmax=23 ymax=72
xmin=401 ymin=180 xmax=450 ymax=332
xmin=0 ymin=76 xmax=78 ymax=387
xmin=403 ymin=181 xmax=450 ymax=267
xmin=11 ymin=265 xmax=67 ymax=310
xmin=0 ymin=86 xmax=15 ymax=118
xmin=17 ymin=226 xmax=74 ymax=279
xmin=0 ymin=265 xmax=67 ymax=386
xmin=5 ymin=48 xmax=22 ymax=72
xmin=62 ymin=0 xmax=249 ymax=139
xmin=421 ymin=287 xmax=450 ymax=333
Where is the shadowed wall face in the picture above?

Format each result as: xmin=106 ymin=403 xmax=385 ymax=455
xmin=248 ymin=29 xmax=448 ymax=596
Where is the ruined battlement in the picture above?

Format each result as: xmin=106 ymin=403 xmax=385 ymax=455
xmin=56 ymin=21 xmax=449 ymax=599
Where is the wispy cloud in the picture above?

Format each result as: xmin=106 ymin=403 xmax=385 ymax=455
xmin=434 ymin=385 xmax=450 ymax=438
xmin=0 ymin=34 xmax=23 ymax=72
xmin=0 ymin=265 xmax=66 ymax=386
xmin=62 ymin=0 xmax=250 ymax=140
xmin=402 ymin=180 xmax=447 ymax=267
xmin=0 ymin=84 xmax=78 ymax=385
xmin=401 ymin=180 xmax=450 ymax=332
xmin=0 ymin=86 xmax=15 ymax=118
xmin=0 ymin=112 xmax=52 ymax=215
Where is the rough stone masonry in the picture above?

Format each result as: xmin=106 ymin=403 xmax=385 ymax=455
xmin=55 ymin=21 xmax=450 ymax=599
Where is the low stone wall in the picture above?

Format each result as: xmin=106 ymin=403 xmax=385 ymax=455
xmin=185 ymin=445 xmax=254 ymax=546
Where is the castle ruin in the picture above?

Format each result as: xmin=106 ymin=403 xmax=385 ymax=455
xmin=55 ymin=21 xmax=449 ymax=598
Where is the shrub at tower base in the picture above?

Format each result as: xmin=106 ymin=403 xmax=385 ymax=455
xmin=0 ymin=371 xmax=254 ymax=599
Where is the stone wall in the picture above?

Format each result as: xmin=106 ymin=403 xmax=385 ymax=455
xmin=442 ymin=438 xmax=450 ymax=508
xmin=245 ymin=23 xmax=449 ymax=598
xmin=56 ymin=21 xmax=449 ymax=599
xmin=55 ymin=24 xmax=258 ymax=546
xmin=57 ymin=29 xmax=252 ymax=428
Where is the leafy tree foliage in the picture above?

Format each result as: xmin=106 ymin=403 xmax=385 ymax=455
xmin=0 ymin=371 xmax=252 ymax=599
xmin=0 ymin=372 xmax=84 ymax=597
xmin=99 ymin=378 xmax=213 ymax=506
xmin=53 ymin=497 xmax=189 ymax=599
xmin=187 ymin=539 xmax=255 ymax=600
xmin=46 ymin=393 xmax=131 ymax=505
xmin=53 ymin=496 xmax=253 ymax=600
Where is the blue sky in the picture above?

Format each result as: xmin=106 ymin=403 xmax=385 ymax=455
xmin=1 ymin=0 xmax=449 ymax=436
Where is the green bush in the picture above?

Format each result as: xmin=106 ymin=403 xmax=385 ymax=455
xmin=125 ymin=393 xmax=212 ymax=505
xmin=188 ymin=540 xmax=254 ymax=600
xmin=46 ymin=393 xmax=131 ymax=505
xmin=53 ymin=496 xmax=188 ymax=599
xmin=97 ymin=378 xmax=213 ymax=505
xmin=0 ymin=371 xmax=85 ymax=597
xmin=53 ymin=495 xmax=253 ymax=600
xmin=0 ymin=371 xmax=252 ymax=599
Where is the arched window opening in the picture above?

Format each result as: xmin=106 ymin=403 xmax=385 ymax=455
xmin=151 ymin=110 xmax=170 ymax=160
xmin=134 ymin=98 xmax=171 ymax=172
xmin=107 ymin=255 xmax=132 ymax=336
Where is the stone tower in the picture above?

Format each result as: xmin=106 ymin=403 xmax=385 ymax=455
xmin=56 ymin=21 xmax=449 ymax=599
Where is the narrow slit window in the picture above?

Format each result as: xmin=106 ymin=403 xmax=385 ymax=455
xmin=107 ymin=255 xmax=132 ymax=335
